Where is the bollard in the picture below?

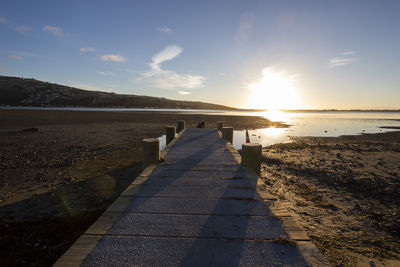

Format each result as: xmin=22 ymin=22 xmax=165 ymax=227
xmin=241 ymin=143 xmax=262 ymax=175
xmin=216 ymin=121 xmax=223 ymax=131
xmin=221 ymin=127 xmax=233 ymax=144
xmin=142 ymin=138 xmax=160 ymax=169
xmin=177 ymin=120 xmax=185 ymax=133
xmin=166 ymin=126 xmax=176 ymax=145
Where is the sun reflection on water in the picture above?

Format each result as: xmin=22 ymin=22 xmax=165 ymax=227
xmin=257 ymin=109 xmax=290 ymax=123
xmin=258 ymin=127 xmax=286 ymax=137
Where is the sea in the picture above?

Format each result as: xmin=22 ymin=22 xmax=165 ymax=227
xmin=2 ymin=107 xmax=400 ymax=150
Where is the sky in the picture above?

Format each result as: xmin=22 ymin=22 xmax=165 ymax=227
xmin=1 ymin=0 xmax=400 ymax=109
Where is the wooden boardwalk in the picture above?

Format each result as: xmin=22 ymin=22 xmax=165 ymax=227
xmin=55 ymin=128 xmax=329 ymax=266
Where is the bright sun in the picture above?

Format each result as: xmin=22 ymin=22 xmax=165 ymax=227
xmin=246 ymin=67 xmax=302 ymax=110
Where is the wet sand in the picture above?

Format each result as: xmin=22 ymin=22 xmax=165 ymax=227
xmin=2 ymin=109 xmax=400 ymax=266
xmin=0 ymin=109 xmax=282 ymax=266
xmin=261 ymin=131 xmax=400 ymax=266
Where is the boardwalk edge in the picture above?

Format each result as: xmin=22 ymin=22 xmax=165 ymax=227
xmin=53 ymin=129 xmax=187 ymax=266
xmin=223 ymin=139 xmax=331 ymax=267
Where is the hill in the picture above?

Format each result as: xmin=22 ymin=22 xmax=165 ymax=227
xmin=0 ymin=76 xmax=235 ymax=110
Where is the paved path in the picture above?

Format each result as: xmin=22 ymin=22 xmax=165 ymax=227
xmin=55 ymin=128 xmax=329 ymax=266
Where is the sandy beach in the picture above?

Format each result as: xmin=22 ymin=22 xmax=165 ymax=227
xmin=261 ymin=131 xmax=400 ymax=266
xmin=1 ymin=109 xmax=399 ymax=266
xmin=0 ymin=109 xmax=282 ymax=266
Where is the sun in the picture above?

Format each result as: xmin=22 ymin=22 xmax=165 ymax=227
xmin=246 ymin=67 xmax=302 ymax=110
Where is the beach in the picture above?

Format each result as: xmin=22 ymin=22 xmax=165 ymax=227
xmin=261 ymin=131 xmax=400 ymax=266
xmin=0 ymin=109 xmax=282 ymax=266
xmin=1 ymin=109 xmax=399 ymax=266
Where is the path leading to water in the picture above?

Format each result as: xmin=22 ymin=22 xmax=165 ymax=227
xmin=55 ymin=128 xmax=329 ymax=266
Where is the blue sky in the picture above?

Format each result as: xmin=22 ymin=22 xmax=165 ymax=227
xmin=1 ymin=0 xmax=400 ymax=109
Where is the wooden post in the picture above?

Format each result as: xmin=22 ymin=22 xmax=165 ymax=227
xmin=217 ymin=121 xmax=223 ymax=131
xmin=221 ymin=127 xmax=233 ymax=144
xmin=241 ymin=143 xmax=262 ymax=175
xmin=166 ymin=126 xmax=176 ymax=145
xmin=177 ymin=120 xmax=185 ymax=133
xmin=142 ymin=138 xmax=160 ymax=169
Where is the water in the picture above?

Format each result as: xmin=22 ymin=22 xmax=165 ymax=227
xmin=230 ymin=110 xmax=400 ymax=149
xmin=154 ymin=110 xmax=400 ymax=150
xmin=2 ymin=106 xmax=399 ymax=150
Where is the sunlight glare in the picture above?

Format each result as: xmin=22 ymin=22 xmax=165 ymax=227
xmin=256 ymin=109 xmax=289 ymax=122
xmin=259 ymin=127 xmax=286 ymax=137
xmin=246 ymin=67 xmax=302 ymax=110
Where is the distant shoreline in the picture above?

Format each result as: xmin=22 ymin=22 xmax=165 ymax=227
xmin=1 ymin=105 xmax=400 ymax=113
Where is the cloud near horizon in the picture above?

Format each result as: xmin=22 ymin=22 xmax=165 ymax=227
xmin=178 ymin=91 xmax=191 ymax=95
xmin=65 ymin=81 xmax=115 ymax=93
xmin=97 ymin=71 xmax=115 ymax=76
xmin=141 ymin=44 xmax=205 ymax=90
xmin=100 ymin=54 xmax=127 ymax=62
xmin=43 ymin=25 xmax=69 ymax=37
xmin=342 ymin=51 xmax=354 ymax=55
xmin=80 ymin=47 xmax=95 ymax=53
xmin=9 ymin=54 xmax=22 ymax=60
xmin=156 ymin=26 xmax=173 ymax=33
xmin=329 ymin=51 xmax=358 ymax=68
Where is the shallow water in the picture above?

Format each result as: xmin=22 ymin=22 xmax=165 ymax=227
xmin=158 ymin=110 xmax=400 ymax=149
xmin=2 ymin=106 xmax=399 ymax=149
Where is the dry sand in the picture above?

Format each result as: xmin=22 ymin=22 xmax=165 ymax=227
xmin=0 ymin=109 xmax=282 ymax=266
xmin=261 ymin=131 xmax=400 ymax=266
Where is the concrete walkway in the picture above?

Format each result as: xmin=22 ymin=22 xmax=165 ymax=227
xmin=55 ymin=128 xmax=330 ymax=266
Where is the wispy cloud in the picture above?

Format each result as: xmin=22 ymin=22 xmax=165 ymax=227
xmin=236 ymin=12 xmax=255 ymax=43
xmin=156 ymin=26 xmax=173 ymax=33
xmin=9 ymin=55 xmax=22 ymax=60
xmin=141 ymin=44 xmax=205 ymax=90
xmin=100 ymin=54 xmax=127 ymax=62
xmin=97 ymin=71 xmax=115 ymax=76
xmin=15 ymin=25 xmax=31 ymax=33
xmin=0 ymin=16 xmax=32 ymax=34
xmin=43 ymin=25 xmax=69 ymax=37
xmin=178 ymin=91 xmax=191 ymax=95
xmin=0 ymin=16 xmax=10 ymax=24
xmin=329 ymin=51 xmax=358 ymax=68
xmin=7 ymin=51 xmax=37 ymax=60
xmin=342 ymin=51 xmax=354 ymax=55
xmin=80 ymin=47 xmax=95 ymax=53
xmin=148 ymin=45 xmax=182 ymax=72
xmin=14 ymin=51 xmax=37 ymax=57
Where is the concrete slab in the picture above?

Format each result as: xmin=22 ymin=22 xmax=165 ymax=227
xmin=158 ymin=164 xmax=242 ymax=171
xmin=140 ymin=176 xmax=257 ymax=187
xmin=149 ymin=169 xmax=248 ymax=178
xmin=82 ymin=236 xmax=329 ymax=267
xmin=123 ymin=197 xmax=278 ymax=215
xmin=106 ymin=213 xmax=307 ymax=240
xmin=122 ymin=184 xmax=266 ymax=199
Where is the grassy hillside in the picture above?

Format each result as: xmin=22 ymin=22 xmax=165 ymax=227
xmin=0 ymin=76 xmax=235 ymax=110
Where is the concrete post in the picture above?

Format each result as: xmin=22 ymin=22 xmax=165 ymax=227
xmin=166 ymin=126 xmax=176 ymax=145
xmin=177 ymin=120 xmax=185 ymax=133
xmin=217 ymin=121 xmax=223 ymax=131
xmin=142 ymin=138 xmax=160 ymax=169
xmin=241 ymin=143 xmax=262 ymax=175
xmin=221 ymin=127 xmax=233 ymax=144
